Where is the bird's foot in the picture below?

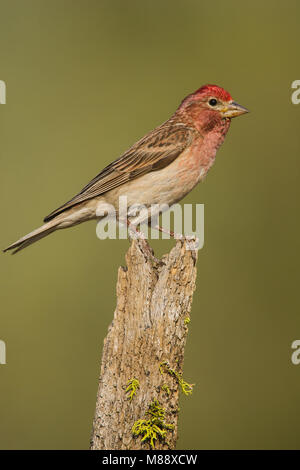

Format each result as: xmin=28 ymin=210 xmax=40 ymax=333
xmin=127 ymin=221 xmax=146 ymax=240
xmin=127 ymin=222 xmax=163 ymax=264
xmin=181 ymin=234 xmax=200 ymax=251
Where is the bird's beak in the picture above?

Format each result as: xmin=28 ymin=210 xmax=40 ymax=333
xmin=222 ymin=101 xmax=249 ymax=118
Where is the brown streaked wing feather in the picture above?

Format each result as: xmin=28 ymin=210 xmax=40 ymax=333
xmin=44 ymin=123 xmax=195 ymax=222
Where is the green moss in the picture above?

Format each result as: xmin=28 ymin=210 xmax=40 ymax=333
xmin=184 ymin=316 xmax=191 ymax=325
xmin=132 ymin=400 xmax=174 ymax=449
xmin=161 ymin=384 xmax=171 ymax=396
xmin=159 ymin=361 xmax=194 ymax=396
xmin=126 ymin=378 xmax=140 ymax=401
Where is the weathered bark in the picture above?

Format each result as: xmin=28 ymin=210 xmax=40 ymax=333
xmin=90 ymin=238 xmax=198 ymax=450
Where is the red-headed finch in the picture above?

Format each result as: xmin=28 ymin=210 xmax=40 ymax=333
xmin=4 ymin=85 xmax=248 ymax=254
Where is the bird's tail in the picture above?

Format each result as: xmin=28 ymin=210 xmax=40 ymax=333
xmin=3 ymin=219 xmax=61 ymax=255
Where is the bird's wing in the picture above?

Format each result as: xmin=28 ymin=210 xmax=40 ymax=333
xmin=44 ymin=123 xmax=195 ymax=222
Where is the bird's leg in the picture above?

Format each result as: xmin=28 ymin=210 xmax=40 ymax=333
xmin=154 ymin=225 xmax=199 ymax=250
xmin=154 ymin=225 xmax=175 ymax=238
xmin=154 ymin=225 xmax=186 ymax=240
xmin=126 ymin=220 xmax=146 ymax=240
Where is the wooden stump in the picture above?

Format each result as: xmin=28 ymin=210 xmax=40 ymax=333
xmin=90 ymin=238 xmax=198 ymax=450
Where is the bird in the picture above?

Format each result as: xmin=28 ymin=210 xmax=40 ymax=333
xmin=3 ymin=84 xmax=248 ymax=254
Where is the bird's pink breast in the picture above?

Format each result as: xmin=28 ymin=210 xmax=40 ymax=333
xmin=177 ymin=122 xmax=230 ymax=189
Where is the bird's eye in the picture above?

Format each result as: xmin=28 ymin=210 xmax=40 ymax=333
xmin=209 ymin=98 xmax=218 ymax=107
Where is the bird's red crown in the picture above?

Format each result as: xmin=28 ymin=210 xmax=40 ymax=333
xmin=194 ymin=84 xmax=232 ymax=102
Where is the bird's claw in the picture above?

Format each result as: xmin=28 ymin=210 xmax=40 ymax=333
xmin=174 ymin=233 xmax=200 ymax=251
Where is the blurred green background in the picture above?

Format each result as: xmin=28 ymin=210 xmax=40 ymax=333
xmin=1 ymin=0 xmax=300 ymax=450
